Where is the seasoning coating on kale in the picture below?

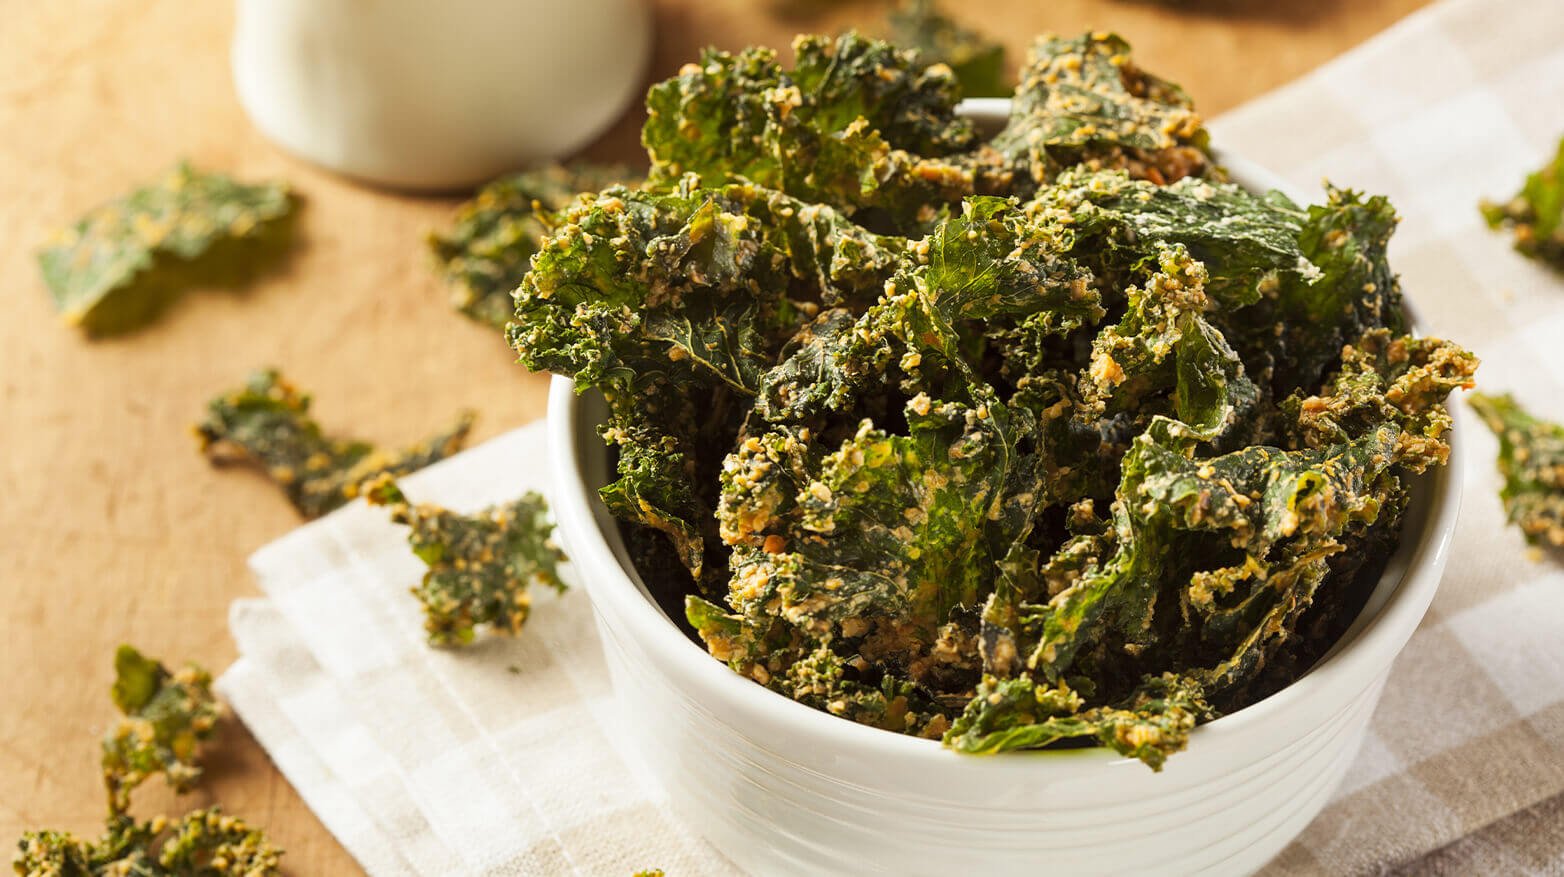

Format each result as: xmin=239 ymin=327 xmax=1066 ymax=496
xmin=196 ymin=369 xmax=474 ymax=519
xmin=511 ymin=31 xmax=1475 ymax=769
xmin=1482 ymin=135 xmax=1564 ymax=272
xmin=1470 ymin=393 xmax=1564 ymax=547
xmin=430 ymin=163 xmax=632 ymax=328
xmin=366 ymin=476 xmax=567 ymax=646
xmin=37 ymin=161 xmax=295 ymax=336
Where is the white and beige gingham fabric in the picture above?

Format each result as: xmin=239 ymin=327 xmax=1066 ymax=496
xmin=218 ymin=0 xmax=1564 ymax=872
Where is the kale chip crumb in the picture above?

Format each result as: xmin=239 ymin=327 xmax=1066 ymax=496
xmin=14 ymin=647 xmax=282 ymax=876
xmin=102 ymin=646 xmax=222 ymax=815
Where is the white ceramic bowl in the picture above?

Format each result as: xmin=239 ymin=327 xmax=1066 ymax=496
xmin=545 ymin=103 xmax=1464 ymax=875
xmin=231 ymin=0 xmax=652 ymax=190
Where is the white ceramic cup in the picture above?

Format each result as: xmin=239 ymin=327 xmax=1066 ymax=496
xmin=545 ymin=104 xmax=1465 ymax=875
xmin=231 ymin=0 xmax=653 ymax=191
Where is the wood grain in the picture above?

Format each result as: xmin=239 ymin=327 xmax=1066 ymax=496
xmin=0 ymin=0 xmax=1428 ymax=871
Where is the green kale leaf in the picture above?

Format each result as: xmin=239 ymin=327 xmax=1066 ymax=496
xmin=37 ymin=161 xmax=295 ymax=336
xmin=993 ymin=33 xmax=1212 ymax=187
xmin=510 ymin=180 xmax=905 ymax=580
xmin=14 ymin=809 xmax=282 ymax=877
xmin=1262 ymin=186 xmax=1407 ymax=393
xmin=1470 ymin=392 xmax=1564 ymax=547
xmin=101 ymin=646 xmax=222 ymax=815
xmin=1482 ymin=135 xmax=1564 ymax=271
xmin=643 ymin=33 xmax=1004 ymax=229
xmin=944 ymin=673 xmax=1210 ymax=769
xmin=887 ymin=0 xmax=1010 ymax=98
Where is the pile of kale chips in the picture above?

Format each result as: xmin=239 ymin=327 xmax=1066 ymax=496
xmin=509 ymin=32 xmax=1476 ymax=768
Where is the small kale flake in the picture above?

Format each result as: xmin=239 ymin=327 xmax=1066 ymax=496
xmin=1482 ymin=135 xmax=1564 ymax=272
xmin=367 ymin=476 xmax=567 ymax=647
xmin=14 ymin=808 xmax=282 ymax=877
xmin=1470 ymin=392 xmax=1564 ymax=547
xmin=196 ymin=369 xmax=474 ymax=519
xmin=102 ymin=645 xmax=222 ymax=816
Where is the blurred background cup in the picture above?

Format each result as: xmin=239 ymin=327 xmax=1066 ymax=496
xmin=231 ymin=0 xmax=653 ymax=191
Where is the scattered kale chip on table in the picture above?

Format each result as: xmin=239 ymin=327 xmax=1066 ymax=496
xmin=195 ymin=369 xmax=475 ymax=519
xmin=1482 ymin=135 xmax=1564 ymax=272
xmin=1470 ymin=392 xmax=1564 ymax=547
xmin=37 ymin=161 xmax=295 ymax=336
xmin=510 ymin=31 xmax=1477 ymax=768
xmin=367 ymin=475 xmax=568 ymax=647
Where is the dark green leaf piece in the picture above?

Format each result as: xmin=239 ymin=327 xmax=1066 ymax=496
xmin=101 ymin=646 xmax=221 ymax=816
xmin=993 ymin=33 xmax=1213 ymax=187
xmin=1261 ymin=186 xmax=1407 ymax=394
xmin=1469 ymin=392 xmax=1564 ymax=547
xmin=887 ymin=0 xmax=1010 ymax=98
xmin=757 ymin=194 xmax=1101 ymax=422
xmin=429 ymin=163 xmax=632 ymax=329
xmin=37 ymin=161 xmax=295 ymax=336
xmin=1482 ymin=135 xmax=1564 ymax=272
xmin=643 ymin=33 xmax=1007 ymax=229
xmin=195 ymin=369 xmax=474 ymax=519
xmin=14 ymin=808 xmax=282 ymax=877
xmin=366 ymin=476 xmax=567 ymax=647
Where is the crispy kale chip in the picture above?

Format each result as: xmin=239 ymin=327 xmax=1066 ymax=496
xmin=102 ymin=646 xmax=222 ymax=815
xmin=37 ymin=161 xmax=295 ymax=336
xmin=429 ymin=163 xmax=632 ymax=328
xmin=196 ymin=369 xmax=474 ymax=519
xmin=994 ymin=33 xmax=1212 ymax=187
xmin=1470 ymin=392 xmax=1564 ymax=547
xmin=644 ymin=33 xmax=1005 ymax=229
xmin=366 ymin=476 xmax=567 ymax=646
xmin=1482 ymin=135 xmax=1564 ymax=271
xmin=14 ymin=809 xmax=282 ymax=877
xmin=1262 ymin=186 xmax=1406 ymax=393
xmin=887 ymin=0 xmax=1010 ymax=98
xmin=1028 ymin=169 xmax=1309 ymax=310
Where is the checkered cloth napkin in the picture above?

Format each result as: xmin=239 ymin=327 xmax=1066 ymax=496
xmin=218 ymin=0 xmax=1564 ymax=872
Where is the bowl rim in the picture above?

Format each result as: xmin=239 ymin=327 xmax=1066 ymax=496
xmin=542 ymin=102 xmax=1465 ymax=776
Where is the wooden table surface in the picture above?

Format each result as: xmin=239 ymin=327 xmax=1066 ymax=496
xmin=1 ymin=0 xmax=1430 ymax=871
